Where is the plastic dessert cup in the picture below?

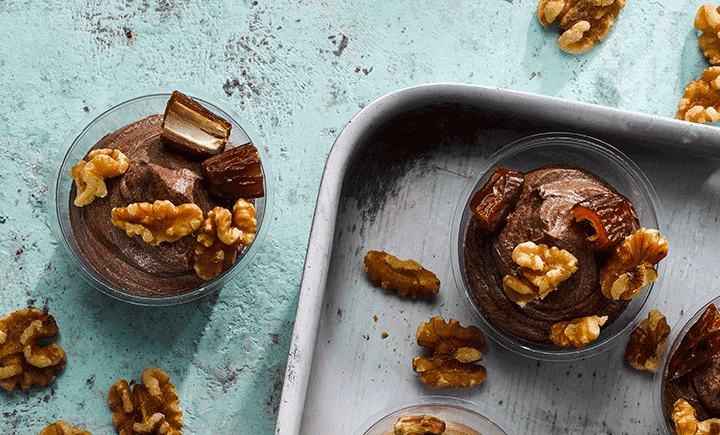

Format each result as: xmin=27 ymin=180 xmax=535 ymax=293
xmin=653 ymin=291 xmax=720 ymax=435
xmin=451 ymin=132 xmax=664 ymax=361
xmin=50 ymin=88 xmax=273 ymax=306
xmin=352 ymin=396 xmax=515 ymax=435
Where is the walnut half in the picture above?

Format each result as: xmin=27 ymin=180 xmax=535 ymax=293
xmin=502 ymin=241 xmax=578 ymax=307
xmin=599 ymin=228 xmax=668 ymax=300
xmin=537 ymin=0 xmax=626 ymax=54
xmin=71 ymin=149 xmax=130 ymax=207
xmin=677 ymin=67 xmax=720 ymax=124
xmin=39 ymin=421 xmax=92 ymax=435
xmin=550 ymin=315 xmax=608 ymax=348
xmin=108 ymin=368 xmax=183 ymax=435
xmin=672 ymin=398 xmax=720 ymax=435
xmin=624 ymin=309 xmax=670 ymax=372
xmin=364 ymin=250 xmax=440 ymax=298
xmin=0 ymin=308 xmax=66 ymax=391
xmin=696 ymin=4 xmax=720 ymax=65
xmin=111 ymin=200 xmax=203 ymax=246
xmin=412 ymin=317 xmax=486 ymax=389
xmin=394 ymin=415 xmax=446 ymax=435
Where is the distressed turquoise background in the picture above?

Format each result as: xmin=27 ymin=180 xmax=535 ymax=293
xmin=0 ymin=0 xmax=714 ymax=434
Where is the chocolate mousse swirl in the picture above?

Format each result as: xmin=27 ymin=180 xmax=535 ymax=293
xmin=463 ymin=165 xmax=638 ymax=344
xmin=69 ymin=114 xmax=238 ymax=297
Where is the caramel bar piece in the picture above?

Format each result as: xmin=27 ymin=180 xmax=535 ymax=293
xmin=161 ymin=90 xmax=232 ymax=156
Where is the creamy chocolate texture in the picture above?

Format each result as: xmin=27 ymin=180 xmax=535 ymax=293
xmin=662 ymin=339 xmax=720 ymax=431
xmin=463 ymin=165 xmax=639 ymax=344
xmin=69 ymin=114 xmax=243 ymax=297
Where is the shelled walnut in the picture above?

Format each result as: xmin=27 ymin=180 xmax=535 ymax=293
xmin=696 ymin=4 xmax=720 ymax=65
xmin=394 ymin=415 xmax=446 ymax=435
xmin=193 ymin=199 xmax=256 ymax=280
xmin=550 ymin=315 xmax=608 ymax=348
xmin=71 ymin=148 xmax=130 ymax=207
xmin=672 ymin=398 xmax=720 ymax=435
xmin=624 ymin=309 xmax=670 ymax=372
xmin=0 ymin=307 xmax=66 ymax=391
xmin=111 ymin=200 xmax=203 ymax=245
xmin=599 ymin=228 xmax=668 ymax=300
xmin=502 ymin=241 xmax=577 ymax=307
xmin=677 ymin=67 xmax=720 ymax=123
xmin=108 ymin=368 xmax=183 ymax=435
xmin=39 ymin=421 xmax=92 ymax=435
xmin=537 ymin=0 xmax=625 ymax=53
xmin=364 ymin=250 xmax=440 ymax=297
xmin=412 ymin=317 xmax=486 ymax=388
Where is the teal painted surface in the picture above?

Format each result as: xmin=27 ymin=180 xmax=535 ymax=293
xmin=0 ymin=0 xmax=713 ymax=433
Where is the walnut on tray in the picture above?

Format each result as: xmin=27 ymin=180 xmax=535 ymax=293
xmin=39 ymin=421 xmax=92 ymax=435
xmin=412 ymin=317 xmax=487 ymax=389
xmin=364 ymin=250 xmax=440 ymax=298
xmin=599 ymin=228 xmax=668 ymax=300
xmin=550 ymin=315 xmax=608 ymax=348
xmin=394 ymin=415 xmax=446 ymax=435
xmin=0 ymin=307 xmax=66 ymax=391
xmin=677 ymin=67 xmax=720 ymax=123
xmin=193 ymin=199 xmax=257 ymax=280
xmin=108 ymin=368 xmax=183 ymax=435
xmin=537 ymin=0 xmax=626 ymax=54
xmin=71 ymin=148 xmax=130 ymax=207
xmin=624 ymin=309 xmax=671 ymax=372
xmin=111 ymin=200 xmax=204 ymax=246
xmin=696 ymin=4 xmax=720 ymax=65
xmin=672 ymin=398 xmax=720 ymax=435
xmin=502 ymin=241 xmax=578 ymax=307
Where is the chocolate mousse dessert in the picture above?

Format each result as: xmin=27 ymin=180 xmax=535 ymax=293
xmin=462 ymin=164 xmax=666 ymax=347
xmin=68 ymin=91 xmax=265 ymax=298
xmin=662 ymin=303 xmax=720 ymax=433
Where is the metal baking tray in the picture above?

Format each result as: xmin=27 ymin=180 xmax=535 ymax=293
xmin=275 ymin=83 xmax=720 ymax=435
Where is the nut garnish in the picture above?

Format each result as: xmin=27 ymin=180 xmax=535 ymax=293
xmin=108 ymin=368 xmax=183 ymax=435
xmin=550 ymin=315 xmax=608 ymax=348
xmin=668 ymin=303 xmax=720 ymax=380
xmin=71 ymin=148 xmax=130 ymax=207
xmin=672 ymin=398 xmax=720 ymax=435
xmin=0 ymin=308 xmax=66 ymax=391
xmin=677 ymin=67 xmax=720 ymax=123
xmin=161 ymin=90 xmax=231 ymax=156
xmin=201 ymin=143 xmax=265 ymax=199
xmin=502 ymin=241 xmax=578 ymax=306
xmin=111 ymin=200 xmax=203 ymax=245
xmin=696 ymin=4 xmax=720 ymax=65
xmin=39 ymin=421 xmax=92 ymax=435
xmin=412 ymin=317 xmax=487 ymax=389
xmin=571 ymin=192 xmax=637 ymax=251
xmin=468 ymin=167 xmax=524 ymax=233
xmin=624 ymin=309 xmax=671 ymax=372
xmin=364 ymin=250 xmax=440 ymax=298
xmin=537 ymin=0 xmax=626 ymax=54
xmin=193 ymin=199 xmax=256 ymax=280
xmin=394 ymin=415 xmax=446 ymax=435
xmin=599 ymin=228 xmax=668 ymax=300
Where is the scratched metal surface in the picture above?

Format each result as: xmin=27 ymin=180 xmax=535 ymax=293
xmin=0 ymin=0 xmax=717 ymax=434
xmin=278 ymin=85 xmax=720 ymax=435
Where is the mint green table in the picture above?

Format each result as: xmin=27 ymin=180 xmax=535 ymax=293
xmin=0 ymin=0 xmax=713 ymax=434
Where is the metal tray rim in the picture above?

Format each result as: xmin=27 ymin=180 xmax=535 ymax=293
xmin=273 ymin=82 xmax=717 ymax=435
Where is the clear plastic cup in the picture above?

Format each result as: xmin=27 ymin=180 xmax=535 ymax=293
xmin=653 ymin=291 xmax=720 ymax=435
xmin=352 ymin=396 xmax=515 ymax=435
xmin=451 ymin=132 xmax=664 ymax=361
xmin=50 ymin=88 xmax=273 ymax=305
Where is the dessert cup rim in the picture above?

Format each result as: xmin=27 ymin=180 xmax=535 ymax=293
xmin=50 ymin=87 xmax=274 ymax=306
xmin=450 ymin=131 xmax=665 ymax=361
